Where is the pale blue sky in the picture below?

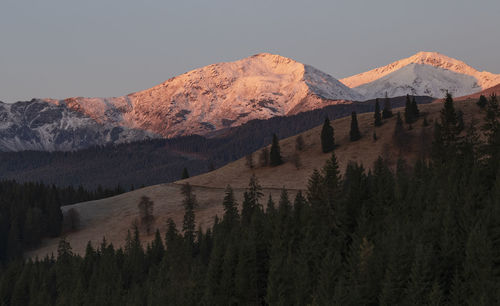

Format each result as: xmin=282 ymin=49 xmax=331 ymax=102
xmin=1 ymin=0 xmax=499 ymax=102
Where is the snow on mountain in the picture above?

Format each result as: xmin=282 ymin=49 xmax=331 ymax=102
xmin=341 ymin=51 xmax=500 ymax=99
xmin=45 ymin=53 xmax=362 ymax=138
xmin=0 ymin=100 xmax=154 ymax=151
xmin=1 ymin=53 xmax=361 ymax=151
xmin=353 ymin=63 xmax=482 ymax=100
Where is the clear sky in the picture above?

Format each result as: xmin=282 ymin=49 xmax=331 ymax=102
xmin=1 ymin=0 xmax=499 ymax=102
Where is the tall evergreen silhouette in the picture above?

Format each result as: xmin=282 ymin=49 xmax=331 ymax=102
xmin=270 ymin=134 xmax=283 ymax=166
xmin=382 ymin=92 xmax=393 ymax=118
xmin=374 ymin=98 xmax=382 ymax=126
xmin=404 ymin=94 xmax=415 ymax=124
xmin=320 ymin=118 xmax=335 ymax=153
xmin=350 ymin=111 xmax=361 ymax=141
xmin=181 ymin=167 xmax=190 ymax=179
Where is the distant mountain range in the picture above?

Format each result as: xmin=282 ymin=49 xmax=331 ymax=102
xmin=340 ymin=51 xmax=500 ymax=99
xmin=0 ymin=51 xmax=498 ymax=151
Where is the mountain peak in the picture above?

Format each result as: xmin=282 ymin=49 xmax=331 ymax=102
xmin=340 ymin=51 xmax=500 ymax=90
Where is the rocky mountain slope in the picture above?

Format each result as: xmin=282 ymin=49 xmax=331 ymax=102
xmin=341 ymin=51 xmax=500 ymax=99
xmin=0 ymin=53 xmax=362 ymax=151
xmin=0 ymin=99 xmax=153 ymax=151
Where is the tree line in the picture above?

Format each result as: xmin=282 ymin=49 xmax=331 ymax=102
xmin=0 ymin=96 xmax=433 ymax=190
xmin=0 ymin=181 xmax=125 ymax=263
xmin=0 ymin=93 xmax=499 ymax=305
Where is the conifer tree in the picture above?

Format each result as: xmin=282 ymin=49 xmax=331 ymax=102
xmin=295 ymin=135 xmax=305 ymax=151
xmin=404 ymin=94 xmax=415 ymax=124
xmin=477 ymin=94 xmax=488 ymax=108
xmin=138 ymin=196 xmax=154 ymax=235
xmin=382 ymin=92 xmax=393 ymax=118
xmin=320 ymin=118 xmax=335 ymax=153
xmin=440 ymin=92 xmax=459 ymax=144
xmin=350 ymin=111 xmax=361 ymax=141
xmin=395 ymin=112 xmax=403 ymax=130
xmin=270 ymin=134 xmax=283 ymax=166
xmin=241 ymin=175 xmax=263 ymax=226
xmin=181 ymin=183 xmax=197 ymax=245
xmin=181 ymin=167 xmax=190 ymax=179
xmin=222 ymin=185 xmax=239 ymax=228
xmin=259 ymin=147 xmax=270 ymax=167
xmin=374 ymin=99 xmax=382 ymax=126
xmin=322 ymin=152 xmax=342 ymax=205
xmin=411 ymin=96 xmax=420 ymax=118
xmin=149 ymin=229 xmax=165 ymax=265
xmin=266 ymin=194 xmax=276 ymax=216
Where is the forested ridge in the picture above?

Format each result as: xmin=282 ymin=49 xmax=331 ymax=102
xmin=0 ymin=94 xmax=498 ymax=305
xmin=0 ymin=96 xmax=433 ymax=189
xmin=0 ymin=181 xmax=125 ymax=263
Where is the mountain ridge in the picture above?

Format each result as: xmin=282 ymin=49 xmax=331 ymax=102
xmin=0 ymin=53 xmax=362 ymax=151
xmin=341 ymin=51 xmax=500 ymax=89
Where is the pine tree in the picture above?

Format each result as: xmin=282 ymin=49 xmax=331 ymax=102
xmin=321 ymin=118 xmax=335 ymax=153
xmin=222 ymin=185 xmax=239 ymax=228
xmin=181 ymin=167 xmax=190 ymax=179
xmin=477 ymin=94 xmax=488 ymax=108
xmin=138 ymin=196 xmax=155 ymax=235
xmin=393 ymin=112 xmax=407 ymax=149
xmin=404 ymin=94 xmax=415 ymax=124
xmin=47 ymin=187 xmax=63 ymax=237
xmin=350 ymin=111 xmax=361 ymax=141
xmin=245 ymin=153 xmax=254 ymax=169
xmin=148 ymin=229 xmax=165 ymax=265
xmin=266 ymin=194 xmax=276 ymax=216
xmin=181 ymin=183 xmax=197 ymax=245
xmin=322 ymin=152 xmax=342 ymax=207
xmin=241 ymin=175 xmax=263 ymax=226
xmin=411 ymin=96 xmax=420 ymax=118
xmin=440 ymin=92 xmax=459 ymax=144
xmin=374 ymin=99 xmax=382 ymax=126
xmin=259 ymin=147 xmax=270 ymax=167
xmin=270 ymin=134 xmax=283 ymax=166
xmin=382 ymin=92 xmax=393 ymax=118
xmin=295 ymin=135 xmax=305 ymax=151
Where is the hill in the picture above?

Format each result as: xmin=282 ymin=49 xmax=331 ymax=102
xmin=27 ymin=97 xmax=485 ymax=258
xmin=1 ymin=96 xmax=433 ymax=189
xmin=454 ymin=83 xmax=500 ymax=101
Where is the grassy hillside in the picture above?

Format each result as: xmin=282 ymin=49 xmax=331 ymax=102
xmin=28 ymin=98 xmax=484 ymax=258
xmin=1 ymin=96 xmax=433 ymax=190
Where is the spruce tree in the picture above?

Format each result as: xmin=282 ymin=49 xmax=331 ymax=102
xmin=322 ymin=152 xmax=342 ymax=203
xmin=350 ymin=111 xmax=361 ymax=141
xmin=222 ymin=185 xmax=239 ymax=227
xmin=404 ymin=94 xmax=414 ymax=124
xmin=411 ymin=96 xmax=420 ymax=118
xmin=181 ymin=168 xmax=190 ymax=179
xmin=320 ymin=118 xmax=335 ymax=153
xmin=374 ymin=99 xmax=382 ymax=126
xmin=382 ymin=92 xmax=393 ymax=118
xmin=440 ymin=92 xmax=459 ymax=144
xmin=270 ymin=134 xmax=283 ymax=166
xmin=181 ymin=183 xmax=197 ymax=245
xmin=477 ymin=94 xmax=488 ymax=108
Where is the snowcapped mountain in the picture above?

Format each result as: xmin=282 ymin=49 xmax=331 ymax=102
xmin=0 ymin=100 xmax=154 ymax=151
xmin=0 ymin=53 xmax=361 ymax=151
xmin=341 ymin=51 xmax=500 ymax=99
